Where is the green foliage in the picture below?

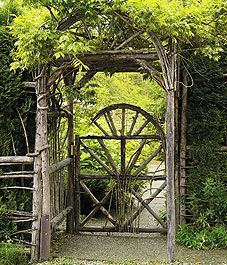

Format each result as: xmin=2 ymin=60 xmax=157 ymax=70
xmin=0 ymin=197 xmax=16 ymax=240
xmin=177 ymin=53 xmax=227 ymax=249
xmin=7 ymin=0 xmax=227 ymax=70
xmin=0 ymin=26 xmax=36 ymax=155
xmin=177 ymin=224 xmax=227 ymax=250
xmin=124 ymin=0 xmax=227 ymax=59
xmin=74 ymin=73 xmax=165 ymax=136
xmin=185 ymin=54 xmax=227 ymax=227
xmin=0 ymin=243 xmax=30 ymax=265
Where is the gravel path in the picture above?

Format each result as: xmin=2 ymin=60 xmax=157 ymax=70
xmin=51 ymin=161 xmax=227 ymax=264
xmin=52 ymin=233 xmax=227 ymax=264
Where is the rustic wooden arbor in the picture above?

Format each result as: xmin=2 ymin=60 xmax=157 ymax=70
xmin=0 ymin=36 xmax=186 ymax=263
xmin=32 ymin=42 xmax=182 ymax=263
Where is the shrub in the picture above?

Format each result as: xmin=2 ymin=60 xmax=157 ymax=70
xmin=0 ymin=243 xmax=30 ymax=265
xmin=176 ymin=224 xmax=227 ymax=250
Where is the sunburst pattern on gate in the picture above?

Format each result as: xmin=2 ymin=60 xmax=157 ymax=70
xmin=75 ymin=103 xmax=167 ymax=233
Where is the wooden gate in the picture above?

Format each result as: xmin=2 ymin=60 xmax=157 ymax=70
xmin=74 ymin=104 xmax=167 ymax=233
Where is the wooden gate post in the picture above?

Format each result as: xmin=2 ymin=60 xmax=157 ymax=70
xmin=64 ymin=72 xmax=76 ymax=233
xmin=148 ymin=32 xmax=178 ymax=263
xmin=31 ymin=65 xmax=51 ymax=261
xmin=179 ymin=71 xmax=189 ymax=224
xmin=166 ymin=89 xmax=176 ymax=263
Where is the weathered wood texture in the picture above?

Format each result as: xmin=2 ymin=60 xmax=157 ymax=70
xmin=49 ymin=158 xmax=72 ymax=174
xmin=74 ymin=136 xmax=81 ymax=233
xmin=0 ymin=156 xmax=33 ymax=164
xmin=55 ymin=50 xmax=158 ymax=72
xmin=51 ymin=206 xmax=73 ymax=230
xmin=64 ymin=72 xmax=75 ymax=234
xmin=31 ymin=66 xmax=50 ymax=261
xmin=149 ymin=32 xmax=177 ymax=263
xmin=179 ymin=72 xmax=188 ymax=224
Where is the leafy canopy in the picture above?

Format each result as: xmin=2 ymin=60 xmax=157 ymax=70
xmin=8 ymin=0 xmax=227 ymax=69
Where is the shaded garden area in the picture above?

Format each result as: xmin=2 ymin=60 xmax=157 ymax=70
xmin=0 ymin=0 xmax=226 ymax=264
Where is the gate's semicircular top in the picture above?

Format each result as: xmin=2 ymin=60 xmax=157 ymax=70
xmin=91 ymin=103 xmax=165 ymax=149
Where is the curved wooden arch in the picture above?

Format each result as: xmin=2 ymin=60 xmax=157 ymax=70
xmin=92 ymin=103 xmax=166 ymax=149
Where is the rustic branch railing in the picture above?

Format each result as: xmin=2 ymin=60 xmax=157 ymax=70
xmin=49 ymin=158 xmax=74 ymax=231
xmin=0 ymin=156 xmax=33 ymax=165
xmin=49 ymin=158 xmax=72 ymax=174
xmin=51 ymin=206 xmax=73 ymax=230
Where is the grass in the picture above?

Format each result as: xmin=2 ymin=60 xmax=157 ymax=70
xmin=0 ymin=242 xmax=30 ymax=265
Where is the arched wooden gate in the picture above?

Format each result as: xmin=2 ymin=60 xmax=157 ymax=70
xmin=74 ymin=103 xmax=167 ymax=233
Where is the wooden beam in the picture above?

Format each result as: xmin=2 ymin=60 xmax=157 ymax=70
xmin=0 ymin=174 xmax=34 ymax=179
xmin=79 ymin=226 xmax=167 ymax=234
xmin=0 ymin=156 xmax=33 ymax=164
xmin=49 ymin=158 xmax=72 ymax=174
xmin=55 ymin=50 xmax=158 ymax=72
xmin=51 ymin=206 xmax=73 ymax=230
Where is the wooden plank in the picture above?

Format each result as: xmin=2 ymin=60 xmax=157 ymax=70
xmin=166 ymin=90 xmax=176 ymax=263
xmin=218 ymin=146 xmax=227 ymax=152
xmin=106 ymin=111 xmax=118 ymax=136
xmin=40 ymin=215 xmax=51 ymax=261
xmin=131 ymin=189 xmax=167 ymax=228
xmin=120 ymin=139 xmax=126 ymax=177
xmin=80 ymin=135 xmax=161 ymax=140
xmin=66 ymin=96 xmax=75 ymax=233
xmin=93 ymin=121 xmax=109 ymax=136
xmin=79 ymin=226 xmax=167 ymax=234
xmin=133 ymin=119 xmax=150 ymax=136
xmin=49 ymin=158 xmax=72 ymax=174
xmin=121 ymin=108 xmax=126 ymax=136
xmin=3 ymin=171 xmax=34 ymax=175
xmin=31 ymin=67 xmax=47 ymax=261
xmin=23 ymin=81 xmax=36 ymax=88
xmin=0 ymin=186 xmax=33 ymax=191
xmin=80 ymin=173 xmax=166 ymax=180
xmin=0 ymin=156 xmax=33 ymax=164
xmin=179 ymin=72 xmax=188 ymax=224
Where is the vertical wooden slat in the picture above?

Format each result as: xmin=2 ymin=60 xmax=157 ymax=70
xmin=121 ymin=108 xmax=126 ymax=136
xmin=39 ymin=66 xmax=51 ymax=261
xmin=64 ymin=71 xmax=75 ymax=233
xmin=179 ymin=72 xmax=188 ymax=224
xmin=40 ymin=215 xmax=51 ymax=260
xmin=75 ymin=136 xmax=81 ymax=233
xmin=166 ymin=90 xmax=176 ymax=264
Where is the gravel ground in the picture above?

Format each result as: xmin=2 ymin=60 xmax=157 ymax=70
xmin=50 ymin=161 xmax=227 ymax=265
xmin=52 ymin=233 xmax=227 ymax=264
